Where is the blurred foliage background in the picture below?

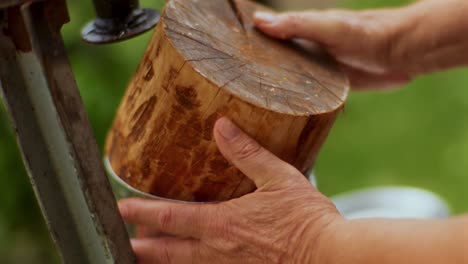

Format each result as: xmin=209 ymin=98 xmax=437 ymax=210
xmin=0 ymin=0 xmax=467 ymax=263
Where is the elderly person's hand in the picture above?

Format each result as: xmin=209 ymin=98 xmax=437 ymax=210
xmin=118 ymin=0 xmax=468 ymax=263
xmin=118 ymin=117 xmax=343 ymax=263
xmin=254 ymin=0 xmax=468 ymax=90
xmin=119 ymin=118 xmax=468 ymax=264
xmin=118 ymin=118 xmax=468 ymax=264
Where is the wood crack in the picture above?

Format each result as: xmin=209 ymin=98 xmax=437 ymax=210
xmin=221 ymin=73 xmax=243 ymax=88
xmin=279 ymin=65 xmax=344 ymax=103
xmin=165 ymin=16 xmax=244 ymax=55
xmin=166 ymin=28 xmax=235 ymax=60
xmin=228 ymin=0 xmax=246 ymax=32
xmin=258 ymin=82 xmax=310 ymax=99
xmin=187 ymin=57 xmax=232 ymax=62
xmin=212 ymin=63 xmax=246 ymax=74
xmin=259 ymin=76 xmax=270 ymax=109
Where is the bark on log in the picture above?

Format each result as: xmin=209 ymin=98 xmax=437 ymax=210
xmin=105 ymin=0 xmax=349 ymax=202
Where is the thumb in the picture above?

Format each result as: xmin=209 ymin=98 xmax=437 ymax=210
xmin=253 ymin=11 xmax=352 ymax=46
xmin=213 ymin=117 xmax=307 ymax=190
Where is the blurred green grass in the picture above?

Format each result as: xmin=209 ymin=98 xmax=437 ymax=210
xmin=0 ymin=0 xmax=467 ymax=262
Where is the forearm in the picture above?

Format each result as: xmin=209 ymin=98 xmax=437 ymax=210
xmin=323 ymin=215 xmax=468 ymax=264
xmin=392 ymin=0 xmax=468 ymax=76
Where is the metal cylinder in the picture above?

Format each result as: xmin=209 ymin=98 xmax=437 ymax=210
xmin=92 ymin=0 xmax=139 ymax=20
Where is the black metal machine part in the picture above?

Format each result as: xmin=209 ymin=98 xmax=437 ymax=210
xmin=82 ymin=0 xmax=160 ymax=44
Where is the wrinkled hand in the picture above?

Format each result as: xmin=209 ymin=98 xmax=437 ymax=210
xmin=118 ymin=118 xmax=343 ymax=264
xmin=253 ymin=9 xmax=414 ymax=90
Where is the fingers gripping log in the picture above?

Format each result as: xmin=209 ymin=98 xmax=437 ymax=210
xmin=105 ymin=0 xmax=349 ymax=202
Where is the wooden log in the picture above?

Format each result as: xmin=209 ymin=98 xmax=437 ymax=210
xmin=105 ymin=0 xmax=349 ymax=202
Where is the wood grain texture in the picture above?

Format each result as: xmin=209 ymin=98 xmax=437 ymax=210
xmin=105 ymin=0 xmax=349 ymax=202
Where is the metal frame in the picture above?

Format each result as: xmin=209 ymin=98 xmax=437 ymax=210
xmin=0 ymin=0 xmax=136 ymax=262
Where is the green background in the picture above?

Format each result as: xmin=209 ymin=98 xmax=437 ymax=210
xmin=0 ymin=0 xmax=466 ymax=262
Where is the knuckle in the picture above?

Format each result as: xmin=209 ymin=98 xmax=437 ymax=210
xmin=337 ymin=18 xmax=360 ymax=35
xmin=324 ymin=10 xmax=363 ymax=34
xmin=282 ymin=179 xmax=303 ymax=190
xmin=271 ymin=166 xmax=305 ymax=188
xmin=123 ymin=204 xmax=138 ymax=221
xmin=223 ymin=240 xmax=244 ymax=254
xmin=156 ymin=207 xmax=174 ymax=230
xmin=214 ymin=218 xmax=233 ymax=238
xmin=276 ymin=13 xmax=304 ymax=39
xmin=284 ymin=13 xmax=303 ymax=29
xmin=159 ymin=239 xmax=174 ymax=264
xmin=354 ymin=11 xmax=397 ymax=69
xmin=233 ymin=139 xmax=263 ymax=161
xmin=208 ymin=207 xmax=232 ymax=236
xmin=375 ymin=19 xmax=406 ymax=70
xmin=283 ymin=164 xmax=302 ymax=177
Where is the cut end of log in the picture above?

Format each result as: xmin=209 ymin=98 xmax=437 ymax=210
xmin=163 ymin=0 xmax=349 ymax=116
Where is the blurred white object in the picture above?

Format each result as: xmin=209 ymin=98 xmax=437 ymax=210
xmin=331 ymin=187 xmax=451 ymax=219
xmin=308 ymin=171 xmax=317 ymax=187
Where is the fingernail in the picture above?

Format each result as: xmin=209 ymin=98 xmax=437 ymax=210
xmin=130 ymin=239 xmax=141 ymax=248
xmin=118 ymin=202 xmax=129 ymax=217
xmin=254 ymin=12 xmax=277 ymax=24
xmin=217 ymin=118 xmax=241 ymax=140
